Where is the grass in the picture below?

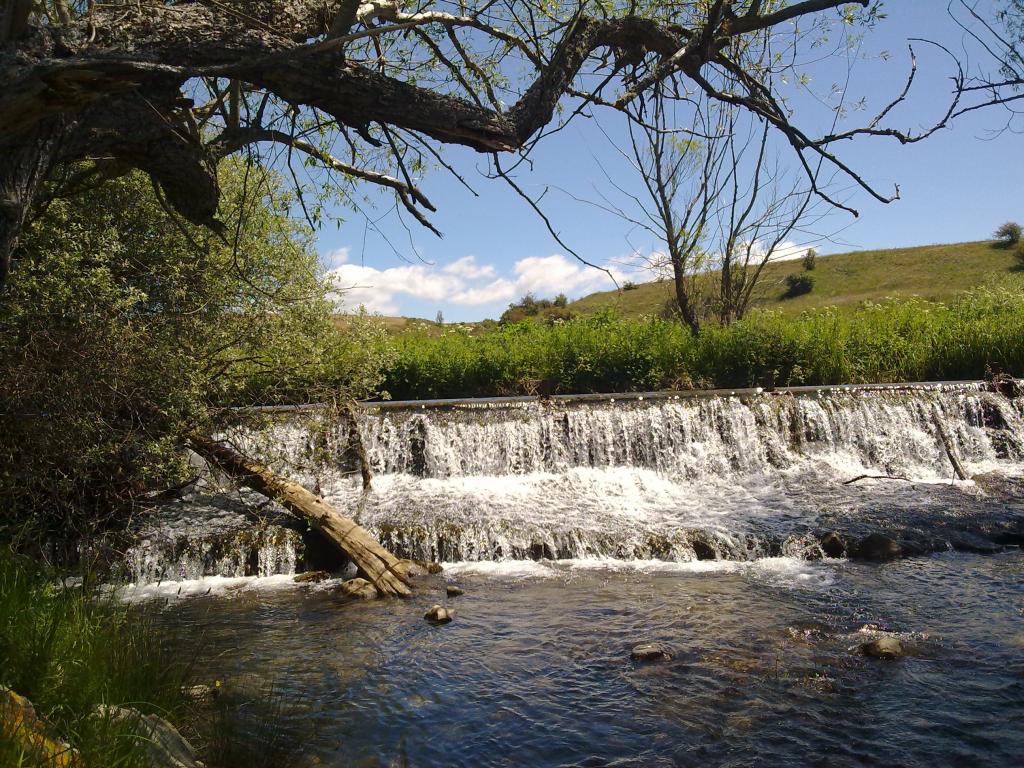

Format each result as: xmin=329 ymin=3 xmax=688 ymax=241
xmin=569 ymin=240 xmax=1024 ymax=319
xmin=380 ymin=285 xmax=1024 ymax=400
xmin=0 ymin=551 xmax=189 ymax=768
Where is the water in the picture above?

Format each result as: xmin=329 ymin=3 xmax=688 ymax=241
xmin=128 ymin=384 xmax=1024 ymax=765
xmin=160 ymin=551 xmax=1024 ymax=767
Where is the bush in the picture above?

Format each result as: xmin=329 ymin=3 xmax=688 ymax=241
xmin=783 ymin=273 xmax=815 ymax=298
xmin=380 ymin=287 xmax=1024 ymax=398
xmin=802 ymin=248 xmax=817 ymax=271
xmin=994 ymin=221 xmax=1022 ymax=247
xmin=1016 ymin=243 xmax=1024 ymax=268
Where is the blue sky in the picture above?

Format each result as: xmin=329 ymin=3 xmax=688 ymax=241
xmin=318 ymin=2 xmax=1021 ymax=321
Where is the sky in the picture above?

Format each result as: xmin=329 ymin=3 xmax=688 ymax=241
xmin=316 ymin=2 xmax=1022 ymax=322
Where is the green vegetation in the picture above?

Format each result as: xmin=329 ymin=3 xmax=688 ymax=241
xmin=0 ymin=165 xmax=390 ymax=540
xmin=995 ymin=221 xmax=1022 ymax=247
xmin=381 ymin=286 xmax=1024 ymax=399
xmin=569 ymin=241 xmax=1023 ymax=318
xmin=783 ymin=273 xmax=815 ymax=299
xmin=499 ymin=292 xmax=572 ymax=324
xmin=0 ymin=550 xmax=187 ymax=767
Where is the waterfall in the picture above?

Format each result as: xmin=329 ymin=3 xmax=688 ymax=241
xmin=125 ymin=383 xmax=1024 ymax=580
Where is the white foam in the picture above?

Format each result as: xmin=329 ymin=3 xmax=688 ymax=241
xmin=117 ymin=573 xmax=297 ymax=603
xmin=443 ymin=556 xmax=837 ymax=589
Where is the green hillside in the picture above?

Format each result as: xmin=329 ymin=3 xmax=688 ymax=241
xmin=569 ymin=241 xmax=1023 ymax=319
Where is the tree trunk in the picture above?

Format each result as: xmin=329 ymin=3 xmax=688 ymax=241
xmin=190 ymin=436 xmax=411 ymax=597
xmin=670 ymin=255 xmax=701 ymax=337
xmin=0 ymin=117 xmax=68 ymax=285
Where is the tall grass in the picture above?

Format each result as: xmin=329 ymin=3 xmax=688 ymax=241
xmin=381 ymin=287 xmax=1024 ymax=399
xmin=0 ymin=551 xmax=190 ymax=767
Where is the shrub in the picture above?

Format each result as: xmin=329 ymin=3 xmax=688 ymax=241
xmin=553 ymin=293 xmax=569 ymax=308
xmin=783 ymin=273 xmax=815 ymax=298
xmin=994 ymin=221 xmax=1022 ymax=247
xmin=802 ymin=248 xmax=817 ymax=271
xmin=622 ymin=281 xmax=639 ymax=291
xmin=1017 ymin=243 xmax=1024 ymax=268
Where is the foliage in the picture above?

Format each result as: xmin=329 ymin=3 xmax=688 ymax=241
xmin=622 ymin=281 xmax=639 ymax=291
xmin=0 ymin=164 xmax=379 ymax=538
xmin=783 ymin=274 xmax=815 ymax=298
xmin=500 ymin=293 xmax=573 ymax=325
xmin=802 ymin=249 xmax=817 ymax=271
xmin=995 ymin=221 xmax=1022 ymax=247
xmin=0 ymin=550 xmax=188 ymax=768
xmin=381 ymin=288 xmax=1024 ymax=399
xmin=1017 ymin=243 xmax=1024 ymax=268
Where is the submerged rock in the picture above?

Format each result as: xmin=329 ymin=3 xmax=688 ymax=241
xmin=424 ymin=604 xmax=453 ymax=624
xmin=446 ymin=585 xmax=464 ymax=597
xmin=338 ymin=578 xmax=378 ymax=600
xmin=819 ymin=532 xmax=846 ymax=559
xmin=852 ymin=533 xmax=902 ymax=562
xmin=630 ymin=643 xmax=673 ymax=663
xmin=427 ymin=561 xmax=444 ymax=574
xmin=293 ymin=570 xmax=332 ymax=584
xmin=860 ymin=637 xmax=904 ymax=660
xmin=180 ymin=684 xmax=220 ymax=707
xmin=396 ymin=559 xmax=429 ymax=578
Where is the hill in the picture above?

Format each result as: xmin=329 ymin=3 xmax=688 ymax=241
xmin=569 ymin=241 xmax=1023 ymax=319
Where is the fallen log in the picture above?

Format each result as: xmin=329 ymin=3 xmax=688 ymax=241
xmin=190 ymin=436 xmax=411 ymax=597
xmin=932 ymin=407 xmax=968 ymax=482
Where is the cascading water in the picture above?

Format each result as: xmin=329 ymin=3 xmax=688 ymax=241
xmin=166 ymin=382 xmax=1023 ymax=571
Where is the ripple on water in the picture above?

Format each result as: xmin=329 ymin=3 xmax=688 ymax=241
xmin=158 ymin=550 xmax=1024 ymax=767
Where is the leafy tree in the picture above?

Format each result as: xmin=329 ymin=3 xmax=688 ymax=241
xmin=802 ymin=249 xmax=818 ymax=271
xmin=783 ymin=273 xmax=815 ymax=298
xmin=1 ymin=1 xmax=939 ymax=287
xmin=995 ymin=221 xmax=1022 ymax=247
xmin=0 ymin=162 xmax=378 ymax=536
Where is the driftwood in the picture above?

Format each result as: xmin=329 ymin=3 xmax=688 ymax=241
xmin=932 ymin=408 xmax=968 ymax=481
xmin=190 ymin=436 xmax=411 ymax=597
xmin=842 ymin=474 xmax=912 ymax=486
xmin=342 ymin=402 xmax=372 ymax=491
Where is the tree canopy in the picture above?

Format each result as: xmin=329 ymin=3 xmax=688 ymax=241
xmin=1 ymin=0 xmax=954 ymax=287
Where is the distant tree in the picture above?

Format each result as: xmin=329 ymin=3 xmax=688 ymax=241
xmin=802 ymin=249 xmax=818 ymax=271
xmin=622 ymin=281 xmax=639 ymax=291
xmin=783 ymin=273 xmax=815 ymax=298
xmin=435 ymin=310 xmax=444 ymax=325
xmin=995 ymin=221 xmax=1022 ymax=247
xmin=553 ymin=293 xmax=569 ymax=308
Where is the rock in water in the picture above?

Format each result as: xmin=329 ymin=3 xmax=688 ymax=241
xmin=860 ymin=637 xmax=904 ymax=660
xmin=293 ymin=570 xmax=332 ymax=584
xmin=854 ymin=533 xmax=902 ymax=562
xmin=446 ymin=585 xmax=464 ymax=597
xmin=819 ymin=532 xmax=846 ymax=559
xmin=395 ymin=559 xmax=429 ymax=578
xmin=338 ymin=578 xmax=378 ymax=600
xmin=630 ymin=643 xmax=673 ymax=662
xmin=95 ymin=705 xmax=203 ymax=768
xmin=427 ymin=562 xmax=444 ymax=574
xmin=180 ymin=684 xmax=220 ymax=707
xmin=424 ymin=604 xmax=453 ymax=624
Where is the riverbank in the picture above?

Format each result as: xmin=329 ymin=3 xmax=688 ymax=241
xmin=379 ymin=288 xmax=1024 ymax=400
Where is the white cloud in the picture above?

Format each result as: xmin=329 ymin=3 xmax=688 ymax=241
xmin=442 ymin=255 xmax=497 ymax=280
xmin=322 ymin=247 xmax=351 ymax=269
xmin=326 ymin=251 xmax=659 ymax=316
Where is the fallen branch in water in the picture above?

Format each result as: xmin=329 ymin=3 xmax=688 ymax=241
xmin=190 ymin=436 xmax=411 ymax=597
xmin=842 ymin=474 xmax=912 ymax=485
